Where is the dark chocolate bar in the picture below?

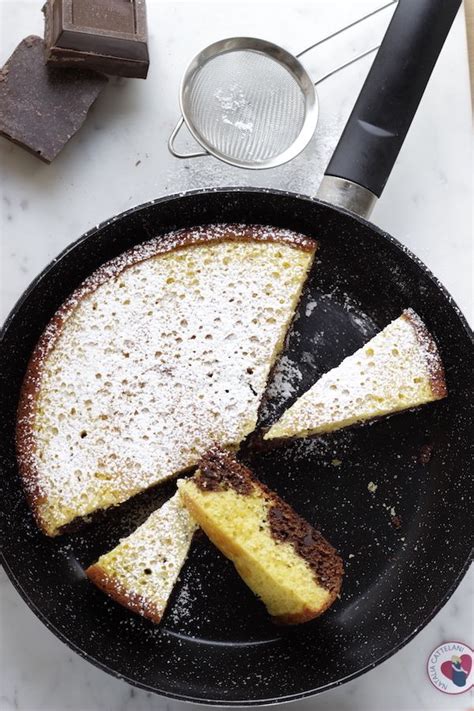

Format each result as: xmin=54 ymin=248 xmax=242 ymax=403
xmin=43 ymin=0 xmax=149 ymax=79
xmin=0 ymin=36 xmax=107 ymax=163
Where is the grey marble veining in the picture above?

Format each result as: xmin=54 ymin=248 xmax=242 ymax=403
xmin=0 ymin=1 xmax=472 ymax=710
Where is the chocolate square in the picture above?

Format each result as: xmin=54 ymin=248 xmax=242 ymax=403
xmin=44 ymin=0 xmax=149 ymax=79
xmin=0 ymin=36 xmax=107 ymax=163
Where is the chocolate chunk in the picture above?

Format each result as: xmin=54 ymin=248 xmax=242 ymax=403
xmin=390 ymin=514 xmax=402 ymax=529
xmin=195 ymin=447 xmax=255 ymax=495
xmin=43 ymin=0 xmax=149 ymax=79
xmin=268 ymin=503 xmax=343 ymax=595
xmin=196 ymin=447 xmax=343 ymax=596
xmin=418 ymin=443 xmax=433 ymax=465
xmin=0 ymin=36 xmax=107 ymax=163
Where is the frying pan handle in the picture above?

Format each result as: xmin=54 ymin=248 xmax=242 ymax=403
xmin=317 ymin=0 xmax=462 ymax=219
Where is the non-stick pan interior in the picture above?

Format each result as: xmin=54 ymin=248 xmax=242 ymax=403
xmin=0 ymin=189 xmax=472 ymax=704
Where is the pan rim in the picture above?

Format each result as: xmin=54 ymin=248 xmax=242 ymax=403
xmin=1 ymin=550 xmax=472 ymax=706
xmin=1 ymin=187 xmax=472 ymax=349
xmin=1 ymin=186 xmax=473 ymax=705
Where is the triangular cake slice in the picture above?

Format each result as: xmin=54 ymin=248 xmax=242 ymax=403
xmin=178 ymin=447 xmax=343 ymax=624
xmin=17 ymin=224 xmax=316 ymax=535
xmin=264 ymin=309 xmax=446 ymax=441
xmin=86 ymin=491 xmax=197 ymax=623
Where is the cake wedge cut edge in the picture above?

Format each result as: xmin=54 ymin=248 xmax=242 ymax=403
xmin=178 ymin=447 xmax=343 ymax=624
xmin=16 ymin=224 xmax=317 ymax=536
xmin=264 ymin=309 xmax=447 ymax=441
xmin=86 ymin=490 xmax=197 ymax=623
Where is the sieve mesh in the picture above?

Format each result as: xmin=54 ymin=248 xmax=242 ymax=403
xmin=184 ymin=50 xmax=306 ymax=164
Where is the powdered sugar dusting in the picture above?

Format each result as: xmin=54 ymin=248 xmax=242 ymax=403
xmin=265 ymin=310 xmax=446 ymax=440
xmin=88 ymin=491 xmax=197 ymax=620
xmin=305 ymin=300 xmax=317 ymax=317
xmin=342 ymin=294 xmax=378 ymax=339
xmin=18 ymin=225 xmax=315 ymax=533
xmin=167 ymin=579 xmax=194 ymax=625
xmin=214 ymin=86 xmax=254 ymax=134
xmin=44 ymin=224 xmax=315 ymax=326
xmin=214 ymin=85 xmax=248 ymax=112
xmin=264 ymin=354 xmax=303 ymax=407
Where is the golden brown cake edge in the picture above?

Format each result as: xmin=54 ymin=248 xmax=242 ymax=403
xmin=401 ymin=308 xmax=447 ymax=399
xmin=16 ymin=224 xmax=318 ymax=536
xmin=86 ymin=563 xmax=163 ymax=623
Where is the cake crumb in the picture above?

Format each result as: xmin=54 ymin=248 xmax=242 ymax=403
xmin=367 ymin=481 xmax=378 ymax=493
xmin=331 ymin=458 xmax=342 ymax=467
xmin=418 ymin=443 xmax=433 ymax=465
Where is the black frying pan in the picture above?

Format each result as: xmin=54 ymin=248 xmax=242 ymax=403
xmin=0 ymin=0 xmax=472 ymax=705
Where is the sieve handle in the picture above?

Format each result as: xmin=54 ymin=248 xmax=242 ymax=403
xmin=318 ymin=0 xmax=462 ymax=218
xmin=313 ymin=45 xmax=380 ymax=86
xmin=296 ymin=1 xmax=396 ymax=60
xmin=168 ymin=117 xmax=210 ymax=159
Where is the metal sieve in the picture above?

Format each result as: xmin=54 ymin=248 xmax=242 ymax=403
xmin=168 ymin=2 xmax=396 ymax=169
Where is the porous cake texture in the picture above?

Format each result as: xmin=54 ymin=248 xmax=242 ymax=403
xmin=86 ymin=491 xmax=196 ymax=622
xmin=179 ymin=447 xmax=343 ymax=624
xmin=17 ymin=224 xmax=316 ymax=535
xmin=265 ymin=309 xmax=446 ymax=441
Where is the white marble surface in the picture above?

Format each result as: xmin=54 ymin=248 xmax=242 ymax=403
xmin=0 ymin=1 xmax=472 ymax=709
